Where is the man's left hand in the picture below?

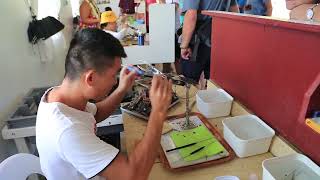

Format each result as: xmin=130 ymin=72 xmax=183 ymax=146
xmin=117 ymin=67 xmax=137 ymax=93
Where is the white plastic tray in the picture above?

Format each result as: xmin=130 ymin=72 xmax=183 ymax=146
xmin=262 ymin=154 xmax=320 ymax=180
xmin=222 ymin=115 xmax=275 ymax=158
xmin=196 ymin=89 xmax=233 ymax=118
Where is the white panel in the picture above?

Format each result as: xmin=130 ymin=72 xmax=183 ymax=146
xmin=123 ymin=4 xmax=175 ymax=65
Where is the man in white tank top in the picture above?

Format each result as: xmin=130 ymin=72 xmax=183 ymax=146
xmin=36 ymin=28 xmax=173 ymax=180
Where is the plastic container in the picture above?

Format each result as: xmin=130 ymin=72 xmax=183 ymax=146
xmin=6 ymin=87 xmax=49 ymax=129
xmin=23 ymin=87 xmax=49 ymax=106
xmin=222 ymin=115 xmax=275 ymax=158
xmin=262 ymin=154 xmax=320 ymax=180
xmin=137 ymin=31 xmax=145 ymax=46
xmin=7 ymin=104 xmax=37 ymax=129
xmin=215 ymin=176 xmax=240 ymax=180
xmin=136 ymin=19 xmax=145 ymax=24
xmin=196 ymin=89 xmax=233 ymax=118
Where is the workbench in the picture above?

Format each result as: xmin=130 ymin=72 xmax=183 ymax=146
xmin=123 ymin=81 xmax=297 ymax=179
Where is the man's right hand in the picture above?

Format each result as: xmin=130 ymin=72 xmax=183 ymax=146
xmin=99 ymin=77 xmax=173 ymax=180
xmin=286 ymin=0 xmax=313 ymax=10
xmin=181 ymin=47 xmax=192 ymax=60
xmin=149 ymin=76 xmax=172 ymax=115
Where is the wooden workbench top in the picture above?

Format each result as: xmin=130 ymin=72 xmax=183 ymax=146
xmin=122 ymin=81 xmax=297 ymax=179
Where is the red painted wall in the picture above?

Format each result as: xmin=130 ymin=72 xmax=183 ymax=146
xmin=204 ymin=11 xmax=320 ymax=164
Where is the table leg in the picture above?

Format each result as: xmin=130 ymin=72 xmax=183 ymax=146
xmin=14 ymin=138 xmax=30 ymax=153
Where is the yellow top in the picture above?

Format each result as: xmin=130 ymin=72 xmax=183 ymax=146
xmin=86 ymin=0 xmax=100 ymax=19
xmin=100 ymin=11 xmax=118 ymax=24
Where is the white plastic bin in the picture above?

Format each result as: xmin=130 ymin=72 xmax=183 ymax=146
xmin=262 ymin=154 xmax=320 ymax=180
xmin=215 ymin=176 xmax=240 ymax=180
xmin=196 ymin=89 xmax=233 ymax=118
xmin=222 ymin=115 xmax=275 ymax=158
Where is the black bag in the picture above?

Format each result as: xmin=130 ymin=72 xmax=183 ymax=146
xmin=195 ymin=18 xmax=212 ymax=47
xmin=27 ymin=16 xmax=64 ymax=44
xmin=178 ymin=19 xmax=212 ymax=48
xmin=189 ymin=18 xmax=212 ymax=61
xmin=186 ymin=0 xmax=233 ymax=61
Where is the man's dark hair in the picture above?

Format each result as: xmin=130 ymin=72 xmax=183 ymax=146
xmin=100 ymin=23 xmax=108 ymax=29
xmin=65 ymin=28 xmax=127 ymax=80
xmin=105 ymin=7 xmax=112 ymax=11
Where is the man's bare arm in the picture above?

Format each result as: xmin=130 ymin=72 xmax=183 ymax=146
xmin=95 ymin=68 xmax=136 ymax=123
xmin=181 ymin=10 xmax=197 ymax=48
xmin=99 ymin=76 xmax=173 ymax=180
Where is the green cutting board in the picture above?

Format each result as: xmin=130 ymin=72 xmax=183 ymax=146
xmin=170 ymin=125 xmax=226 ymax=162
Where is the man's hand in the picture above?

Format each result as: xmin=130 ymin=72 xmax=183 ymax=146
xmin=95 ymin=67 xmax=136 ymax=122
xmin=286 ymin=0 xmax=313 ymax=10
xmin=98 ymin=76 xmax=172 ymax=180
xmin=117 ymin=67 xmax=137 ymax=93
xmin=181 ymin=47 xmax=192 ymax=60
xmin=149 ymin=76 xmax=172 ymax=115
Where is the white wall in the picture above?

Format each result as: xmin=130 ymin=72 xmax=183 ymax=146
xmin=0 ymin=0 xmax=73 ymax=161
